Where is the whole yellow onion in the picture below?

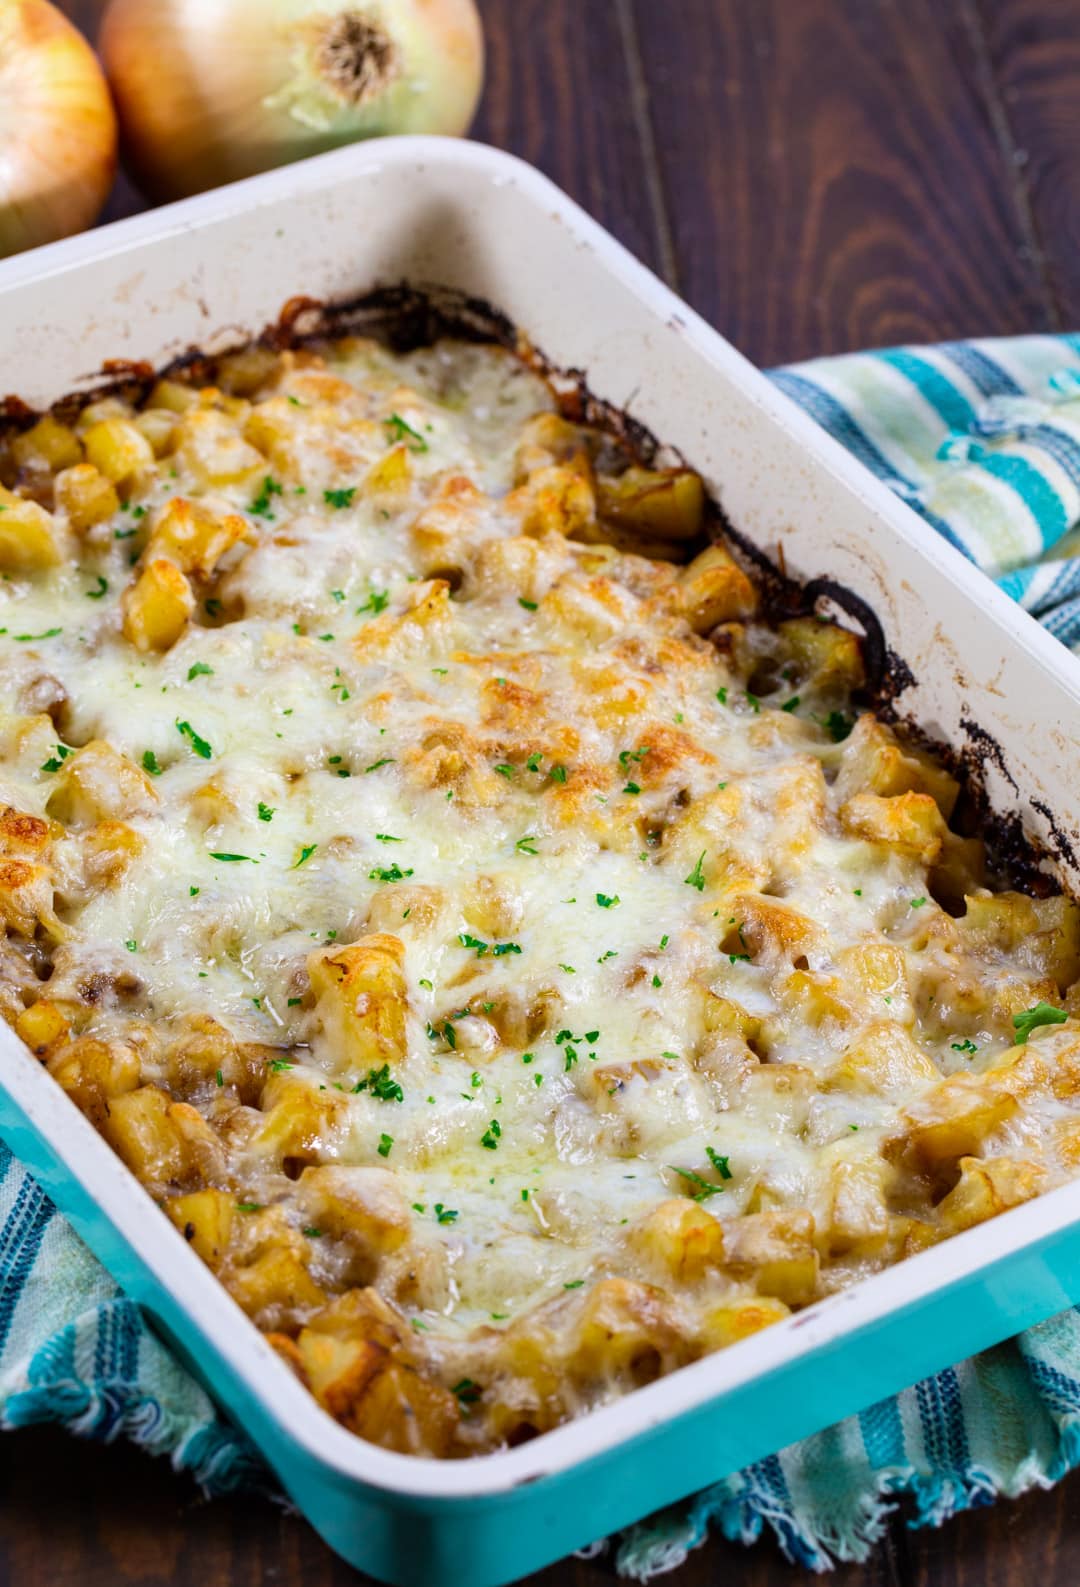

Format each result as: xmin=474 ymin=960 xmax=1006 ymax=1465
xmin=100 ymin=0 xmax=485 ymax=203
xmin=0 ymin=0 xmax=118 ymax=258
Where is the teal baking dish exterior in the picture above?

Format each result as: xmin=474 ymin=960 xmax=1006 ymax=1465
xmin=1 ymin=137 xmax=1080 ymax=1585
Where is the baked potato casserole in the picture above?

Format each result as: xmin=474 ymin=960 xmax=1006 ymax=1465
xmin=0 ymin=331 xmax=1078 ymax=1457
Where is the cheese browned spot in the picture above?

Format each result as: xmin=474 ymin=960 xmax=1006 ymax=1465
xmin=0 ymin=334 xmax=1077 ymax=1456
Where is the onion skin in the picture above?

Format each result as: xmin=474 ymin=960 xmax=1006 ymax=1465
xmin=0 ymin=0 xmax=118 ymax=259
xmin=101 ymin=0 xmax=485 ymax=203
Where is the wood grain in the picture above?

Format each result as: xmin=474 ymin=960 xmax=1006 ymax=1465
xmin=977 ymin=0 xmax=1080 ymax=329
xmin=630 ymin=0 xmax=1058 ymax=362
xmin=15 ymin=2 xmax=1080 ymax=1583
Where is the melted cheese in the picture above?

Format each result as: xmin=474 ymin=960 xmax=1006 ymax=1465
xmin=2 ymin=335 xmax=1079 ymax=1456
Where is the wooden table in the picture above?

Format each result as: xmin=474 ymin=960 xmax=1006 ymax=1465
xmin=6 ymin=2 xmax=1080 ymax=1583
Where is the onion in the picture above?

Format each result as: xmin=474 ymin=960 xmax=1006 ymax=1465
xmin=100 ymin=0 xmax=485 ymax=203
xmin=0 ymin=0 xmax=118 ymax=259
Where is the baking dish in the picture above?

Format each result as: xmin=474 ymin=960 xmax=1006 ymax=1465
xmin=2 ymin=136 xmax=1080 ymax=1585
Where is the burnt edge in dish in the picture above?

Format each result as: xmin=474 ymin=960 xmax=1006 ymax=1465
xmin=0 ymin=279 xmax=1064 ymax=897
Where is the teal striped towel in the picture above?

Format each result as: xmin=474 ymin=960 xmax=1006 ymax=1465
xmin=5 ymin=334 xmax=1080 ymax=1577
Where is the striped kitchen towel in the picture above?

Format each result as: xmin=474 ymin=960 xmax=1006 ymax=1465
xmin=5 ymin=334 xmax=1080 ymax=1578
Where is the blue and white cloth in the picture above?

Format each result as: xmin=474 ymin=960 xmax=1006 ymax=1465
xmin=6 ymin=335 xmax=1080 ymax=1576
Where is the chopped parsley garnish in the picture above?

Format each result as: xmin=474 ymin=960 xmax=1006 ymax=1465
xmin=494 ymin=763 xmax=515 ymax=778
xmin=187 ymin=661 xmax=213 ymax=681
xmin=515 ymin=835 xmax=539 ymax=855
xmin=40 ymin=743 xmax=72 ymax=774
xmin=518 ymin=597 xmax=538 ymax=611
xmin=669 ymin=1165 xmax=724 ymax=1202
xmin=302 ymin=1227 xmax=323 ymax=1238
xmin=14 ymin=627 xmax=61 ymax=642
xmin=459 ymin=932 xmax=487 ymax=956
xmin=293 ymin=844 xmax=318 ymax=868
xmin=375 ymin=833 xmax=402 ymax=843
xmin=493 ymin=942 xmax=522 ymax=956
xmin=781 ymin=696 xmax=800 ymax=712
xmin=267 ymin=1057 xmax=296 ymax=1073
xmin=141 ymin=750 xmax=162 ymax=776
xmin=951 ymin=1039 xmax=978 ymax=1055
xmin=659 ymin=934 xmax=669 ymax=949
xmin=452 ymin=1378 xmax=481 ymax=1406
xmin=236 ymin=1202 xmax=263 ymax=1214
xmin=364 ymin=758 xmax=395 ymax=774
xmin=706 ymin=1146 xmax=733 ymax=1180
xmin=357 ymin=588 xmax=390 ymax=615
xmin=910 ymin=896 xmax=927 ymax=908
xmin=824 ymin=710 xmax=854 ymax=742
xmin=1013 ymin=1001 xmax=1068 ymax=1044
xmin=716 ymin=686 xmax=728 ymax=704
xmin=563 ymin=1280 xmax=585 ymax=1290
xmin=618 ymin=746 xmax=650 ymax=768
xmin=124 ymin=939 xmax=137 ymax=952
xmin=189 ymin=886 xmax=200 ymax=897
xmin=597 ymin=949 xmax=618 ymax=963
xmin=745 ymin=692 xmax=761 ymax=712
xmin=434 ymin=1203 xmax=458 ymax=1224
xmin=369 ymin=862 xmax=413 ymax=883
xmin=480 ymin=1120 xmax=502 ymax=1150
xmin=209 ymin=851 xmax=256 ymax=863
xmin=385 ymin=412 xmax=429 ymax=452
xmin=596 ymin=893 xmax=620 ymax=909
xmin=652 ymin=973 xmax=662 ymax=988
xmin=353 ymin=1064 xmax=404 ymax=1102
xmin=377 ymin=1132 xmax=394 ymax=1158
xmin=549 ymin=764 xmax=568 ymax=784
xmin=323 ymin=487 xmax=356 ymax=509
xmin=176 ymin=719 xmax=212 ymax=759
xmin=684 ymin=851 xmax=707 ymax=891
xmin=250 ymin=476 xmax=283 ymax=516
xmin=215 ymin=1069 xmax=224 ymax=1087
xmin=257 ymin=802 xmax=275 ymax=822
xmin=623 ymin=782 xmax=641 ymax=795
xmin=85 ymin=575 xmax=108 ymax=599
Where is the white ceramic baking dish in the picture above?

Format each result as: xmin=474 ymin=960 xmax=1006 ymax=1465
xmin=1 ymin=137 xmax=1080 ymax=1587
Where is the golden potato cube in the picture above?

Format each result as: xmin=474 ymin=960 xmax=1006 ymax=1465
xmin=0 ymin=806 xmax=52 ymax=858
xmin=298 ymin=1166 xmax=411 ymax=1259
xmin=254 ymin=1073 xmax=347 ymax=1166
xmin=166 ymin=1188 xmax=235 ymax=1267
xmin=83 ymin=418 xmax=154 ymax=487
xmin=46 ymin=740 xmax=158 ymax=826
xmin=896 ymin=1075 xmax=1018 ymax=1167
xmin=122 ymin=559 xmax=196 ymax=653
xmin=47 ymin=1036 xmax=141 ymax=1127
xmin=678 ymin=542 xmax=758 ymax=631
xmin=513 ymin=412 xmax=589 ymax=482
xmin=224 ymin=1246 xmax=326 ymax=1330
xmin=834 ymin=714 xmax=959 ymax=818
xmin=146 ymin=496 xmax=254 ymax=580
xmin=147 ymin=378 xmax=200 ymax=415
xmin=134 ymin=408 xmax=178 ymax=458
xmin=99 ymin=1085 xmax=189 ymax=1185
xmin=629 ymin=1198 xmax=725 ymax=1283
xmin=840 ymin=790 xmax=948 ymax=864
xmin=825 ymin=1161 xmax=891 ymax=1255
xmin=507 ymin=464 xmax=596 ymax=539
xmin=596 ymin=466 xmax=705 ymax=542
xmin=290 ymin=1324 xmax=458 ymax=1455
xmin=778 ymin=617 xmax=865 ymax=691
xmin=829 ymin=1021 xmax=940 ymax=1098
xmin=722 ymin=1210 xmax=820 ymax=1305
xmin=176 ymin=408 xmax=265 ymax=487
xmin=698 ymin=1297 xmax=790 ymax=1351
xmin=14 ymin=999 xmax=70 ymax=1059
xmin=364 ymin=444 xmax=411 ymax=498
xmin=54 ymin=463 xmax=120 ymax=533
xmin=80 ymin=820 xmax=145 ymax=889
xmin=307 ymin=934 xmax=408 ymax=1073
xmin=572 ymin=1278 xmax=685 ymax=1379
xmin=935 ymin=1154 xmax=1046 ymax=1233
xmin=0 ymin=857 xmax=60 ymax=938
xmin=0 ymin=485 xmax=59 ymax=570
xmin=11 ymin=414 xmax=82 ymax=472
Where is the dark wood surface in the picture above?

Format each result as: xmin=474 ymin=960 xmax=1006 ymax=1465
xmin=7 ymin=2 xmax=1080 ymax=1583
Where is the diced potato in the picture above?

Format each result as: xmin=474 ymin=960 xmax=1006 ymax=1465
xmin=166 ymin=1188 xmax=235 ymax=1266
xmin=83 ymin=418 xmax=154 ymax=487
xmin=147 ymin=378 xmax=200 ymax=414
xmin=134 ymin=408 xmax=178 ymax=457
xmin=307 ymin=934 xmax=408 ymax=1074
xmin=99 ymin=1085 xmax=192 ymax=1185
xmin=122 ymin=558 xmax=196 ymax=652
xmin=364 ymin=444 xmax=411 ymax=499
xmin=513 ymin=412 xmax=590 ymax=483
xmin=145 ymin=496 xmax=253 ymax=579
xmin=298 ymin=1166 xmax=411 ymax=1264
xmin=778 ymin=617 xmax=865 ymax=692
xmin=14 ymin=999 xmax=70 ymax=1059
xmin=698 ymin=1296 xmax=790 ymax=1351
xmin=935 ymin=1154 xmax=1045 ymax=1233
xmin=721 ymin=1210 xmax=820 ymax=1305
xmin=54 ymin=463 xmax=120 ymax=533
xmin=46 ymin=740 xmax=158 ymax=826
xmin=628 ymin=1198 xmax=725 ymax=1283
xmin=829 ymin=1021 xmax=940 ymax=1098
xmin=224 ymin=1246 xmax=326 ymax=1330
xmin=80 ymin=820 xmax=144 ymax=889
xmin=0 ymin=806 xmax=52 ymax=857
xmin=351 ymin=579 xmax=459 ymax=663
xmin=958 ymin=892 xmax=1080 ymax=988
xmin=47 ymin=1036 xmax=141 ymax=1127
xmin=596 ymin=466 xmax=705 ymax=542
xmin=254 ymin=1072 xmax=347 ymax=1166
xmin=0 ymin=485 xmax=59 ymax=570
xmin=839 ymin=790 xmax=948 ymax=864
xmin=0 ymin=857 xmax=61 ymax=938
xmin=834 ymin=714 xmax=959 ymax=817
xmin=894 ymin=1074 xmax=1018 ymax=1168
xmin=507 ymin=464 xmax=596 ymax=539
xmin=678 ymin=542 xmax=758 ymax=631
xmin=571 ymin=1277 xmax=686 ymax=1379
xmin=11 ymin=415 xmax=82 ymax=472
xmin=176 ymin=407 xmax=265 ymax=487
xmin=824 ymin=1160 xmax=891 ymax=1254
